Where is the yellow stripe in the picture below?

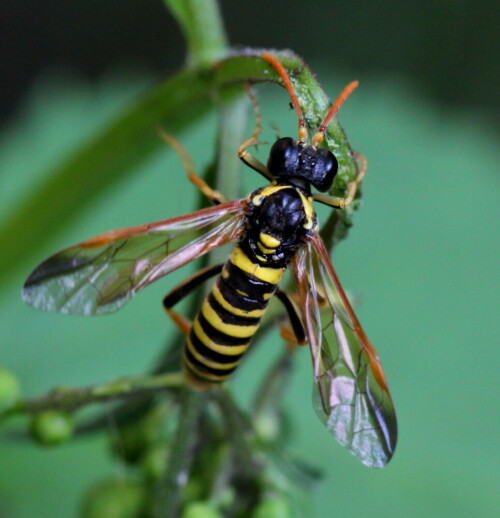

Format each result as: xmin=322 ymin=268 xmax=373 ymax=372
xmin=201 ymin=299 xmax=258 ymax=338
xmin=212 ymin=285 xmax=265 ymax=318
xmin=183 ymin=352 xmax=232 ymax=382
xmin=257 ymin=242 xmax=275 ymax=254
xmin=260 ymin=233 xmax=280 ymax=248
xmin=186 ymin=336 xmax=240 ymax=370
xmin=251 ymin=185 xmax=289 ymax=206
xmin=298 ymin=191 xmax=316 ymax=230
xmin=193 ymin=319 xmax=249 ymax=356
xmin=230 ymin=247 xmax=284 ymax=285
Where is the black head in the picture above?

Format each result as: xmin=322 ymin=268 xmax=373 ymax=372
xmin=267 ymin=137 xmax=338 ymax=192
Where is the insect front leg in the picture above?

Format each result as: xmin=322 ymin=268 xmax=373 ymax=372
xmin=312 ymin=151 xmax=367 ymax=209
xmin=238 ymin=85 xmax=274 ymax=182
xmin=157 ymin=130 xmax=228 ymax=205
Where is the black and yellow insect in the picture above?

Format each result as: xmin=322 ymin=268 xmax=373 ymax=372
xmin=22 ymin=52 xmax=397 ymax=468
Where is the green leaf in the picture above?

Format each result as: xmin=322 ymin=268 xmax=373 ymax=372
xmin=2 ymin=50 xmax=358 ymax=285
xmin=0 ymin=69 xmax=215 ymax=280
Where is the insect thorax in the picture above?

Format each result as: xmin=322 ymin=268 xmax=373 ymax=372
xmin=242 ymin=184 xmax=316 ymax=267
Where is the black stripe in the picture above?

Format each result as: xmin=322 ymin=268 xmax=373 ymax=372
xmin=184 ymin=346 xmax=237 ymax=377
xmin=225 ymin=261 xmax=276 ymax=295
xmin=221 ymin=261 xmax=276 ymax=301
xmin=217 ymin=275 xmax=269 ymax=312
xmin=197 ymin=313 xmax=250 ymax=346
xmin=239 ymin=239 xmax=287 ymax=268
xmin=207 ymin=292 xmax=260 ymax=326
xmin=183 ymin=361 xmax=224 ymax=384
xmin=189 ymin=331 xmax=245 ymax=364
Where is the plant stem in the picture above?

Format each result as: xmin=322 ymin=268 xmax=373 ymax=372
xmin=153 ymin=389 xmax=207 ymax=518
xmin=153 ymin=51 xmax=251 ymax=517
xmin=165 ymin=0 xmax=228 ymax=67
xmin=214 ymin=93 xmax=247 ymax=199
xmin=213 ymin=388 xmax=261 ymax=475
xmin=3 ymin=373 xmax=183 ymax=416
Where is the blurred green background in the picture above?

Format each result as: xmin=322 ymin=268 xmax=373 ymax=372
xmin=0 ymin=1 xmax=498 ymax=517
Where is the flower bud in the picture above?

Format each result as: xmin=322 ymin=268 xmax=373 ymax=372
xmin=0 ymin=368 xmax=19 ymax=414
xmin=30 ymin=410 xmax=73 ymax=446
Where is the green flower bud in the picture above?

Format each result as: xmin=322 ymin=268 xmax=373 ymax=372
xmin=111 ymin=404 xmax=168 ymax=464
xmin=80 ymin=479 xmax=145 ymax=518
xmin=0 ymin=368 xmax=20 ymax=413
xmin=252 ymin=496 xmax=292 ymax=518
xmin=217 ymin=487 xmax=235 ymax=510
xmin=141 ymin=442 xmax=169 ymax=480
xmin=182 ymin=501 xmax=222 ymax=518
xmin=254 ymin=411 xmax=280 ymax=442
xmin=30 ymin=410 xmax=73 ymax=446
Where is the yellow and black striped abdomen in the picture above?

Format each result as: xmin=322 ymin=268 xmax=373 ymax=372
xmin=183 ymin=245 xmax=285 ymax=389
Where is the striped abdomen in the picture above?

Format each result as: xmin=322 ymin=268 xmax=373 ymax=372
xmin=183 ymin=244 xmax=285 ymax=389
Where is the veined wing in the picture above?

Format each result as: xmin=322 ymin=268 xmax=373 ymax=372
xmin=23 ymin=199 xmax=247 ymax=315
xmin=290 ymin=232 xmax=397 ymax=468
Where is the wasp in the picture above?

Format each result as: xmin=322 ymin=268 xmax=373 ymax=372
xmin=22 ymin=52 xmax=397 ymax=468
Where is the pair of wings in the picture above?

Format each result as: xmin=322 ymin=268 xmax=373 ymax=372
xmin=23 ymin=199 xmax=397 ymax=468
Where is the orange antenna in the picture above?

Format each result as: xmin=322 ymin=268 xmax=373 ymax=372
xmin=261 ymin=52 xmax=307 ymax=143
xmin=312 ymin=80 xmax=359 ymax=147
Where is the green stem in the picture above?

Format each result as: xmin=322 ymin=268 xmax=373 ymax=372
xmin=214 ymin=91 xmax=247 ymax=199
xmin=153 ymin=389 xmax=207 ymax=518
xmin=213 ymin=388 xmax=261 ymax=475
xmin=165 ymin=0 xmax=228 ymax=66
xmin=3 ymin=373 xmax=183 ymax=416
xmin=152 ymin=53 xmax=251 ymax=517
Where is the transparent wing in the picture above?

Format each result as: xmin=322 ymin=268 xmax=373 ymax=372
xmin=23 ymin=200 xmax=247 ymax=315
xmin=290 ymin=232 xmax=397 ymax=468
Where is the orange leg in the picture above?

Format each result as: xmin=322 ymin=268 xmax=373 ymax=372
xmin=158 ymin=129 xmax=227 ymax=204
xmin=164 ymin=306 xmax=191 ymax=336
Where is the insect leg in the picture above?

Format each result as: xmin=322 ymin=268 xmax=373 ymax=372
xmin=238 ymin=85 xmax=274 ymax=182
xmin=163 ymin=263 xmax=224 ymax=309
xmin=312 ymin=151 xmax=367 ymax=209
xmin=157 ymin=130 xmax=228 ymax=204
xmin=163 ymin=264 xmax=224 ymax=334
xmin=275 ymin=289 xmax=307 ymax=345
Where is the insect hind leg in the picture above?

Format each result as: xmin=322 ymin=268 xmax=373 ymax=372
xmin=163 ymin=263 xmax=224 ymax=335
xmin=157 ymin=129 xmax=227 ymax=205
xmin=275 ymin=289 xmax=307 ymax=345
xmin=163 ymin=264 xmax=226 ymax=390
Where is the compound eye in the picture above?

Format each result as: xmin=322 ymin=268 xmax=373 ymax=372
xmin=314 ymin=149 xmax=338 ymax=192
xmin=267 ymin=137 xmax=298 ymax=177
